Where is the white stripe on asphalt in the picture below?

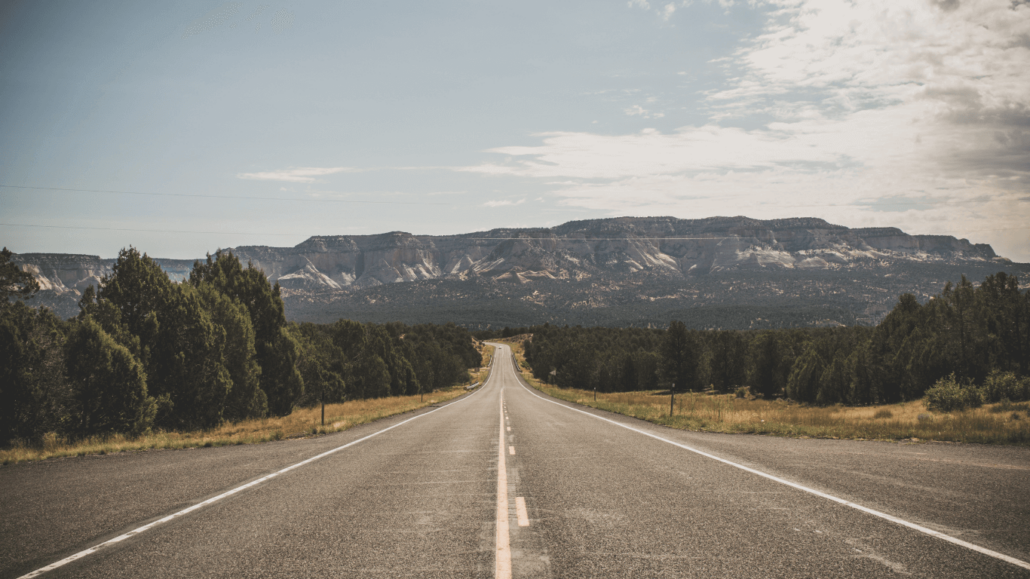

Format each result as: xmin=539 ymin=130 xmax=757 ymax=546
xmin=17 ymin=385 xmax=488 ymax=579
xmin=516 ymin=497 xmax=530 ymax=527
xmin=496 ymin=393 xmax=512 ymax=579
xmin=494 ymin=344 xmax=1030 ymax=572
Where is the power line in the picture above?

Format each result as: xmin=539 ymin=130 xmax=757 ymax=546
xmin=0 ymin=184 xmax=451 ymax=205
xmin=0 ymin=223 xmax=304 ymax=236
xmin=3 ymin=222 xmax=1022 ymax=240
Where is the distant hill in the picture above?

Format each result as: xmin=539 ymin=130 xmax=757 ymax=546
xmin=12 ymin=216 xmax=1029 ymax=329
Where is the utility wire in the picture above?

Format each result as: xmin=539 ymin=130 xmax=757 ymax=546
xmin=2 ymin=222 xmax=1022 ymax=240
xmin=0 ymin=184 xmax=451 ymax=205
xmin=0 ymin=223 xmax=304 ymax=236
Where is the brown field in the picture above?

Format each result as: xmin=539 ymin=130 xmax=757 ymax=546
xmin=500 ymin=338 xmax=1030 ymax=446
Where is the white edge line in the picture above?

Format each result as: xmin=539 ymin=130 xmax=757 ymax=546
xmin=492 ymin=343 xmax=1030 ymax=572
xmin=18 ymin=385 xmax=487 ymax=579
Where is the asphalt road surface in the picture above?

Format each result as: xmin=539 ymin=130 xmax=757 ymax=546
xmin=2 ymin=343 xmax=1029 ymax=578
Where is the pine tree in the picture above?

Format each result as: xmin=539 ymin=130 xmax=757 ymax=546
xmin=65 ymin=317 xmax=155 ymax=438
xmin=0 ymin=247 xmax=40 ymax=303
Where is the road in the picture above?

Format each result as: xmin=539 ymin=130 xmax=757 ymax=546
xmin=1 ymin=342 xmax=1028 ymax=578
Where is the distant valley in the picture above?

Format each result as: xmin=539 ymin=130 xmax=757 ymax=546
xmin=13 ymin=216 xmax=1029 ymax=329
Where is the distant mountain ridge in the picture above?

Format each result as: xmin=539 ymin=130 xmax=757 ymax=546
xmin=11 ymin=216 xmax=1024 ymax=328
xmin=228 ymin=216 xmax=1002 ymax=290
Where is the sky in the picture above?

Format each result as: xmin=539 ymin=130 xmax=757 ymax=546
xmin=1 ymin=0 xmax=1028 ymax=261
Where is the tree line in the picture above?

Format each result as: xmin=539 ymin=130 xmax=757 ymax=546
xmin=500 ymin=272 xmax=1030 ymax=406
xmin=0 ymin=248 xmax=479 ymax=446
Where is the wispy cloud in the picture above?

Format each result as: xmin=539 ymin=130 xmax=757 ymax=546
xmin=237 ymin=167 xmax=357 ymax=183
xmin=628 ymin=0 xmax=678 ymax=21
xmin=625 ymin=104 xmax=665 ymax=119
xmin=483 ymin=198 xmax=526 ymax=207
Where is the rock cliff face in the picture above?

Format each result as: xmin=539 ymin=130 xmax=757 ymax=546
xmin=226 ymin=217 xmax=1001 ymax=290
xmin=11 ymin=216 xmax=1021 ymax=327
xmin=12 ymin=253 xmax=194 ymax=301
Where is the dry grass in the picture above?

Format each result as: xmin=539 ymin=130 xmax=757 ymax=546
xmin=507 ymin=342 xmax=1030 ymax=446
xmin=1 ymin=387 xmax=468 ymax=465
xmin=471 ymin=342 xmax=496 ymax=386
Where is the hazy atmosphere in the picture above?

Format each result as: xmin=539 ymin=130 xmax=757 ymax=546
xmin=1 ymin=0 xmax=1028 ymax=260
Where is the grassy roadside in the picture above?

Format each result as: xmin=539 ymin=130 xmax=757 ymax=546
xmin=1 ymin=385 xmax=470 ymax=466
xmin=503 ymin=338 xmax=1030 ymax=445
xmin=471 ymin=341 xmax=496 ymax=386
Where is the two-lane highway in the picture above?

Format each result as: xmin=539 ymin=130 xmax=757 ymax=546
xmin=2 ymin=342 xmax=1029 ymax=578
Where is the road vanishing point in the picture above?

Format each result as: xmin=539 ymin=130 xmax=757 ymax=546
xmin=2 ymin=343 xmax=1029 ymax=578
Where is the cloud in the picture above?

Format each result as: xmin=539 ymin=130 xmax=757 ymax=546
xmin=460 ymin=0 xmax=1030 ymax=259
xmin=483 ymin=198 xmax=526 ymax=207
xmin=237 ymin=167 xmax=356 ymax=183
xmin=625 ymin=104 xmax=665 ymax=119
xmin=629 ymin=0 xmax=678 ymax=20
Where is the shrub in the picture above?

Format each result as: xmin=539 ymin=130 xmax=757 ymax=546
xmin=925 ymin=374 xmax=985 ymax=412
xmin=734 ymin=386 xmax=751 ymax=399
xmin=983 ymin=371 xmax=1030 ymax=403
xmin=990 ymin=400 xmax=1030 ymax=414
xmin=872 ymin=409 xmax=893 ymax=419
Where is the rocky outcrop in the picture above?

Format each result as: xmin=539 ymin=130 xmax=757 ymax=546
xmin=11 ymin=216 xmax=1018 ymax=324
xmin=11 ymin=254 xmax=195 ymax=298
xmin=222 ymin=217 xmax=1002 ymax=290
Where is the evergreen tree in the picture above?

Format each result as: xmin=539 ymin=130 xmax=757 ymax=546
xmin=786 ymin=347 xmax=824 ymax=403
xmin=65 ymin=317 xmax=155 ymax=438
xmin=751 ymin=332 xmax=785 ymax=399
xmin=190 ymin=251 xmax=302 ymax=416
xmin=0 ymin=247 xmax=40 ymax=303
xmin=199 ymin=285 xmax=266 ymax=421
xmin=0 ymin=304 xmax=71 ymax=444
xmin=147 ymin=283 xmax=233 ymax=430
xmin=660 ymin=321 xmax=701 ymax=391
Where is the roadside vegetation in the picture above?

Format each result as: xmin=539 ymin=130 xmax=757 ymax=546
xmin=500 ymin=324 xmax=1030 ymax=445
xmin=470 ymin=342 xmax=495 ymax=386
xmin=480 ymin=272 xmax=1030 ymax=410
xmin=0 ymin=387 xmax=468 ymax=464
xmin=0 ymin=247 xmax=481 ymax=464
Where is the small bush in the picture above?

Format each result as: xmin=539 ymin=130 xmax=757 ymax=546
xmin=983 ymin=371 xmax=1030 ymax=403
xmin=735 ymin=386 xmax=751 ymax=399
xmin=925 ymin=374 xmax=985 ymax=412
xmin=872 ymin=409 xmax=893 ymax=419
xmin=989 ymin=400 xmax=1030 ymax=414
